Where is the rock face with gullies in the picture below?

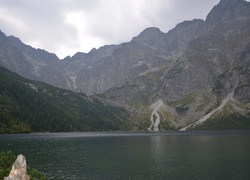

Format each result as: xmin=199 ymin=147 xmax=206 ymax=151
xmin=4 ymin=154 xmax=30 ymax=180
xmin=103 ymin=0 xmax=250 ymax=128
xmin=0 ymin=32 xmax=67 ymax=89
xmin=0 ymin=0 xmax=249 ymax=130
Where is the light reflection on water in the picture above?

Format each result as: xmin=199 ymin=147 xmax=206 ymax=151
xmin=0 ymin=131 xmax=250 ymax=179
xmin=150 ymin=136 xmax=165 ymax=174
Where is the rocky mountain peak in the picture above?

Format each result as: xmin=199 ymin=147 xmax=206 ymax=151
xmin=173 ymin=19 xmax=204 ymax=30
xmin=132 ymin=27 xmax=164 ymax=43
xmin=205 ymin=0 xmax=249 ymax=28
xmin=220 ymin=0 xmax=244 ymax=4
xmin=136 ymin=27 xmax=163 ymax=37
xmin=131 ymin=27 xmax=166 ymax=52
xmin=8 ymin=35 xmax=22 ymax=44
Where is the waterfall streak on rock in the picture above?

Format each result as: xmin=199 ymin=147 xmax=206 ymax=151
xmin=180 ymin=93 xmax=234 ymax=131
xmin=148 ymin=99 xmax=164 ymax=131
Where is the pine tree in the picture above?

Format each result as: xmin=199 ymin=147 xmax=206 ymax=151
xmin=0 ymin=151 xmax=15 ymax=179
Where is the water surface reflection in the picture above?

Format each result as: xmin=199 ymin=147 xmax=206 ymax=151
xmin=0 ymin=131 xmax=250 ymax=179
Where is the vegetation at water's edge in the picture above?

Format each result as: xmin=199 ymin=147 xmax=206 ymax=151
xmin=0 ymin=151 xmax=45 ymax=179
xmin=0 ymin=66 xmax=131 ymax=133
xmin=0 ymin=120 xmax=31 ymax=134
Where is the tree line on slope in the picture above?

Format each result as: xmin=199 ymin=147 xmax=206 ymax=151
xmin=0 ymin=66 xmax=130 ymax=133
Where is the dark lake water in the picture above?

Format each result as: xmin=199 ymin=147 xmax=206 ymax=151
xmin=1 ymin=130 xmax=250 ymax=180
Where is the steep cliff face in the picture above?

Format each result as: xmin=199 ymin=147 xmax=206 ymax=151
xmin=0 ymin=19 xmax=205 ymax=95
xmin=0 ymin=31 xmax=33 ymax=79
xmin=0 ymin=32 xmax=68 ymax=89
xmin=0 ymin=0 xmax=249 ymax=130
xmin=102 ymin=0 xmax=250 ymax=129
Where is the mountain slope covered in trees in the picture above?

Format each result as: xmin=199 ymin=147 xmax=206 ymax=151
xmin=0 ymin=67 xmax=130 ymax=133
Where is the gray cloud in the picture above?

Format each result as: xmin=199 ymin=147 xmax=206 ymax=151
xmin=0 ymin=0 xmax=229 ymax=58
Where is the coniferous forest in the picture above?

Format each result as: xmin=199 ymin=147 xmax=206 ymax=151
xmin=0 ymin=66 xmax=131 ymax=133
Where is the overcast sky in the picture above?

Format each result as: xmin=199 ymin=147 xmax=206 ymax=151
xmin=0 ymin=0 xmax=226 ymax=59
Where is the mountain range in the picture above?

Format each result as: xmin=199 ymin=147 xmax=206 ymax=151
xmin=0 ymin=0 xmax=250 ymax=131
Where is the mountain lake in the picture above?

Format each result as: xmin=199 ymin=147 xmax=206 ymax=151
xmin=1 ymin=130 xmax=250 ymax=180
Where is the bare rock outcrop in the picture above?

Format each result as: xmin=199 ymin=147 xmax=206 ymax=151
xmin=4 ymin=154 xmax=30 ymax=180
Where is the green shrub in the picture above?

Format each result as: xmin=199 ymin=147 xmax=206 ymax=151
xmin=0 ymin=151 xmax=15 ymax=179
xmin=28 ymin=167 xmax=46 ymax=180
